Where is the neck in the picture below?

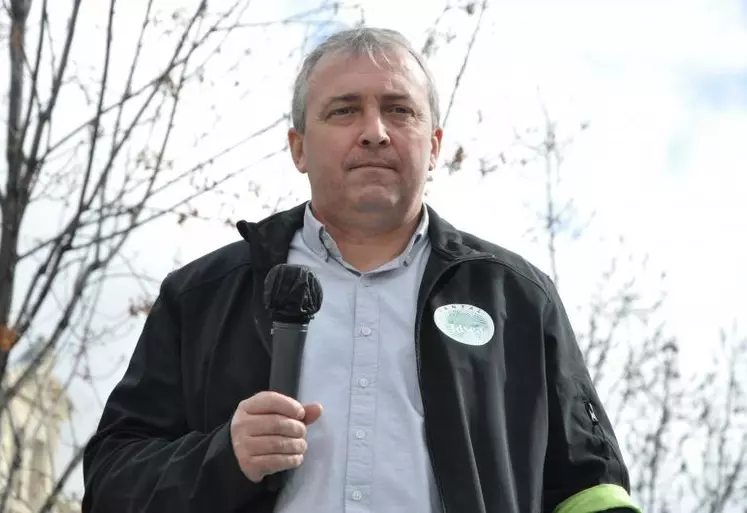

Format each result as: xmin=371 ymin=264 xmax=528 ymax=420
xmin=313 ymin=205 xmax=422 ymax=272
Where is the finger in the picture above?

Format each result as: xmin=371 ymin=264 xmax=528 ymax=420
xmin=239 ymin=391 xmax=305 ymax=419
xmin=251 ymin=435 xmax=308 ymax=456
xmin=249 ymin=453 xmax=304 ymax=478
xmin=301 ymin=403 xmax=323 ymax=425
xmin=243 ymin=413 xmax=307 ymax=438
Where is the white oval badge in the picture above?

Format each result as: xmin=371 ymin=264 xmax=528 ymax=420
xmin=433 ymin=304 xmax=495 ymax=346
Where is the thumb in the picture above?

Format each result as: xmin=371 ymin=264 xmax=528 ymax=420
xmin=301 ymin=402 xmax=323 ymax=425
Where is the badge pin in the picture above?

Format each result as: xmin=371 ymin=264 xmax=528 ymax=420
xmin=433 ymin=304 xmax=495 ymax=346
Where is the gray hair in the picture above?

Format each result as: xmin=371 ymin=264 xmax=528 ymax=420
xmin=291 ymin=27 xmax=441 ymax=132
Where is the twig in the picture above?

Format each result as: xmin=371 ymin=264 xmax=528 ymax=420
xmin=441 ymin=0 xmax=488 ymax=130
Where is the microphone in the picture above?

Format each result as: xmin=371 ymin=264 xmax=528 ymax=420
xmin=262 ymin=263 xmax=323 ymax=491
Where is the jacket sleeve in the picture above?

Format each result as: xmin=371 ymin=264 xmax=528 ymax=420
xmin=541 ymin=278 xmax=643 ymax=513
xmin=82 ymin=273 xmax=263 ymax=512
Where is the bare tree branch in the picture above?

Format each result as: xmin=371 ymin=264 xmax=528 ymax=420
xmin=0 ymin=409 xmax=23 ymax=512
xmin=17 ymin=0 xmax=48 ymax=166
xmin=37 ymin=444 xmax=85 ymax=513
xmin=683 ymin=329 xmax=747 ymax=513
xmin=21 ymin=0 xmax=83 ymax=197
xmin=0 ymin=1 xmax=206 ymax=405
xmin=441 ymin=0 xmax=488 ymax=130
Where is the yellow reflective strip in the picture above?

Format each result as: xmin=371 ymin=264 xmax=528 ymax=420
xmin=553 ymin=484 xmax=643 ymax=513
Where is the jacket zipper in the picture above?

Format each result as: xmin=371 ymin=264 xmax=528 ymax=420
xmin=584 ymin=400 xmax=613 ymax=460
xmin=414 ymin=254 xmax=496 ymax=513
xmin=585 ymin=401 xmax=599 ymax=424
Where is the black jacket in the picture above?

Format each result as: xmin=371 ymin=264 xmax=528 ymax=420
xmin=82 ymin=203 xmax=640 ymax=513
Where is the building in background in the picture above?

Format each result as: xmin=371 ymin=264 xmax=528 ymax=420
xmin=0 ymin=348 xmax=80 ymax=513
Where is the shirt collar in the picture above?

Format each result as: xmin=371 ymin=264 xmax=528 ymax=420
xmin=300 ymin=201 xmax=430 ymax=268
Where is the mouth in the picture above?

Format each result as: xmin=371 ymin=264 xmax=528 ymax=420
xmin=350 ymin=162 xmax=396 ymax=171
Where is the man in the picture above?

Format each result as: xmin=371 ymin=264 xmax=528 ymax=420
xmin=82 ymin=28 xmax=641 ymax=513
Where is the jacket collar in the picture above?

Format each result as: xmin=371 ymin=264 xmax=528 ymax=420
xmin=301 ymin=202 xmax=431 ymax=268
xmin=236 ymin=202 xmax=307 ymax=271
xmin=235 ymin=202 xmax=486 ymax=356
xmin=236 ymin=201 xmax=480 ymax=265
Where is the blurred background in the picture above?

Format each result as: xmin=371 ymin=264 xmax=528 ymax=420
xmin=0 ymin=0 xmax=745 ymax=511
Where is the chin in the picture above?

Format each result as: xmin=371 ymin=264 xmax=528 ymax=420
xmin=350 ymin=194 xmax=399 ymax=213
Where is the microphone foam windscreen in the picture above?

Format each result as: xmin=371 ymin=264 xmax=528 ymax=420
xmin=263 ymin=264 xmax=323 ymax=323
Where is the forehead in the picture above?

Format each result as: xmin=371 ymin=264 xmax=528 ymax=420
xmin=306 ymin=48 xmax=430 ymax=104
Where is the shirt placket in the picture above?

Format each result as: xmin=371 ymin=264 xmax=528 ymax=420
xmin=344 ymin=273 xmax=379 ymax=511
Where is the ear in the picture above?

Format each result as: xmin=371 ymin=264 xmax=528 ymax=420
xmin=429 ymin=127 xmax=443 ymax=171
xmin=288 ymin=128 xmax=307 ymax=174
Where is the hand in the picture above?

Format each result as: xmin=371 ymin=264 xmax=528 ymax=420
xmin=230 ymin=391 xmax=323 ymax=483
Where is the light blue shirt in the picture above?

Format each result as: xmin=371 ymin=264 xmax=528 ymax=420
xmin=274 ymin=202 xmax=441 ymax=513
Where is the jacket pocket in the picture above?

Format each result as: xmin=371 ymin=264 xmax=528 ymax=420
xmin=574 ymin=379 xmax=626 ymax=473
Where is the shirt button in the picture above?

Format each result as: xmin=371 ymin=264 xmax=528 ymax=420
xmin=355 ymin=429 xmax=366 ymax=440
xmin=359 ymin=326 xmax=372 ymax=336
xmin=358 ymin=378 xmax=369 ymax=388
xmin=351 ymin=490 xmax=363 ymax=501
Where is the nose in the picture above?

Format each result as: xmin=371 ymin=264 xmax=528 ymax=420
xmin=358 ymin=112 xmax=390 ymax=147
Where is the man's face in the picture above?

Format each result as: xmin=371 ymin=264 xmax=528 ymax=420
xmin=289 ymin=48 xmax=442 ymax=220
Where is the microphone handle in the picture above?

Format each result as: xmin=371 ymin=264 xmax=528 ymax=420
xmin=266 ymin=321 xmax=308 ymax=492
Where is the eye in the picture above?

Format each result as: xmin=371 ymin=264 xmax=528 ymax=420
xmin=387 ymin=105 xmax=414 ymax=115
xmin=329 ymin=106 xmax=356 ymax=116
